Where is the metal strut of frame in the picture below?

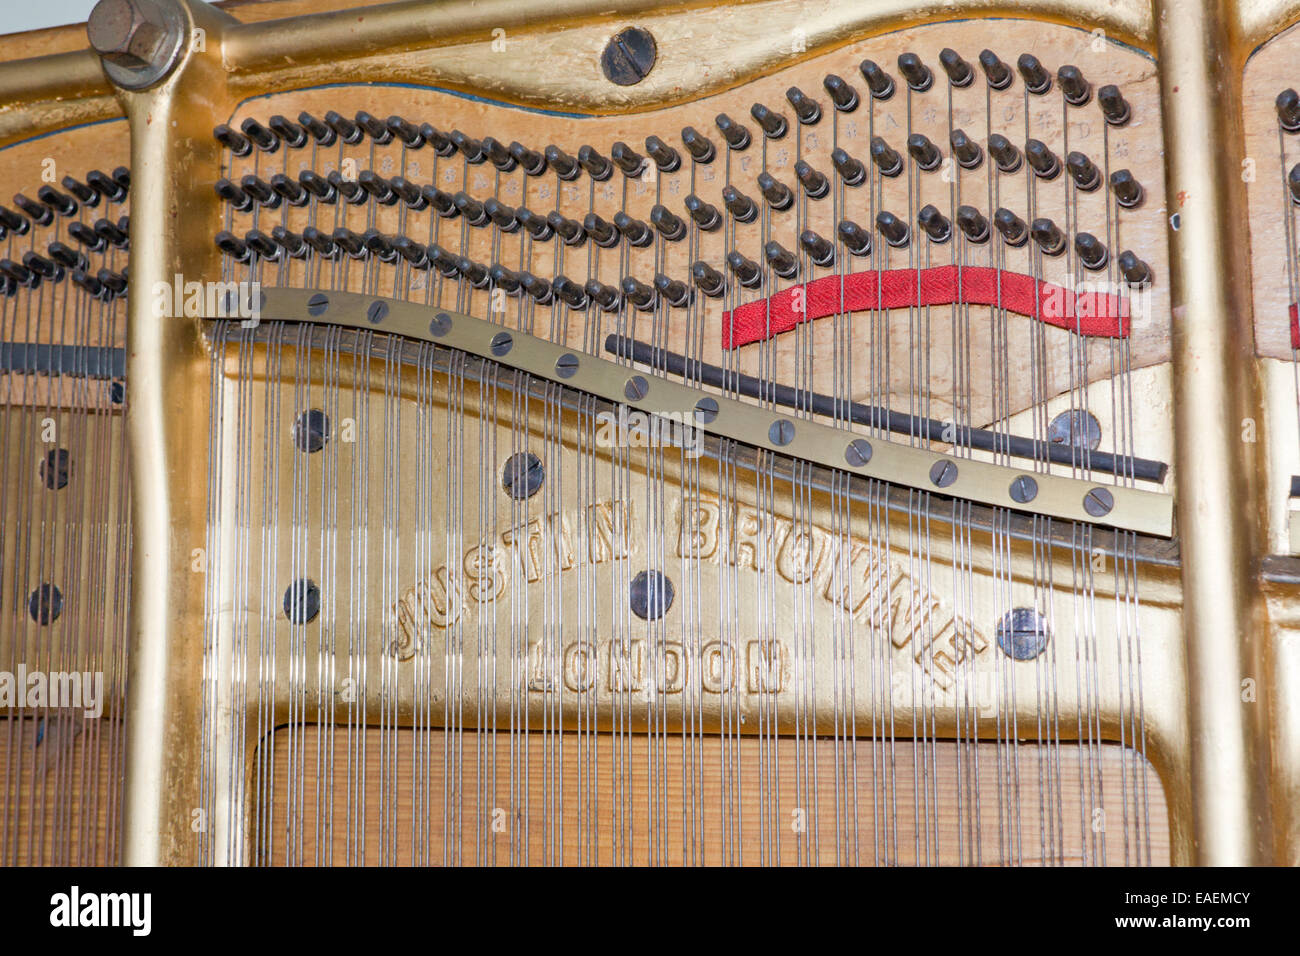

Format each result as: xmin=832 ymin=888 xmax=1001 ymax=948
xmin=239 ymin=287 xmax=1176 ymax=536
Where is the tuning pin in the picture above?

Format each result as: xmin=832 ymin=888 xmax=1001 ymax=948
xmin=489 ymin=263 xmax=522 ymax=295
xmin=1117 ymin=250 xmax=1152 ymax=286
xmin=214 ymin=124 xmax=252 ymax=156
xmin=520 ymin=271 xmax=553 ymax=304
xmin=0 ymin=258 xmax=37 ymax=287
xmin=1110 ymin=168 xmax=1145 ymax=208
xmin=838 ymin=219 xmax=872 ymax=257
xmin=726 ymin=250 xmax=763 ymax=288
xmin=655 ymin=273 xmax=693 ymax=308
xmin=245 ymin=229 xmax=281 ymax=260
xmin=358 ymin=171 xmax=397 ymax=205
xmin=457 ymin=257 xmax=489 ymax=288
xmin=1075 ymin=232 xmax=1108 ymax=270
xmin=324 ymin=110 xmax=363 ymax=145
xmin=13 ymin=194 xmax=52 ymax=226
xmin=918 ymin=205 xmax=951 ymax=243
xmin=645 ymin=134 xmax=681 ymax=172
xmin=0 ymin=205 xmax=29 ymax=236
xmin=94 ymin=217 xmax=129 ymax=249
xmin=1017 ymin=54 xmax=1051 ymax=94
xmin=383 ymin=115 xmax=420 ymax=148
xmin=59 ymin=176 xmax=94 ymax=208
xmin=69 ymin=222 xmax=105 ymax=252
xmin=692 ymin=260 xmax=727 ymax=297
xmin=956 ymin=206 xmax=990 ymax=243
xmin=262 ymin=115 xmax=306 ymax=150
xmin=897 ymin=53 xmax=933 ymax=92
xmin=354 ymin=111 xmax=391 ymax=145
xmin=785 ymin=86 xmax=821 ymax=125
xmin=298 ymin=111 xmax=336 ymax=146
xmin=1098 ymin=85 xmax=1132 ymax=126
xmin=516 ymin=207 xmax=553 ymax=241
xmin=1290 ymin=164 xmax=1300 ymax=204
xmin=87 ymin=169 xmax=127 ymax=204
xmin=907 ymin=133 xmax=942 ymax=171
xmin=756 ymin=172 xmax=793 ymax=211
xmin=553 ymin=275 xmax=589 ymax=309
xmin=95 ymin=267 xmax=127 ymax=297
xmin=482 ymin=136 xmax=516 ymax=171
xmin=859 ymin=59 xmax=895 ymax=99
xmin=584 ymin=212 xmax=618 ymax=247
xmin=420 ymin=184 xmax=456 ymax=217
xmin=450 ymin=130 xmax=485 ymax=163
xmin=614 ymin=211 xmax=653 ymax=246
xmin=214 ymin=178 xmax=253 ymax=213
xmin=453 ymin=191 xmax=488 ymax=226
xmin=611 ymin=141 xmax=646 ymax=176
xmin=242 ymin=118 xmax=280 ymax=150
xmin=994 ymin=208 xmax=1028 ymax=245
xmin=546 ymin=145 xmax=580 ymax=180
xmin=37 ymin=186 xmax=76 ymax=218
xmin=70 ymin=269 xmax=103 ymax=298
xmin=650 ymin=204 xmax=687 ymax=241
xmin=799 ymin=229 xmax=835 ymax=267
xmin=764 ymin=240 xmax=799 ymax=279
xmin=510 ymin=141 xmax=548 ymax=176
xmin=1025 ymin=139 xmax=1060 ymax=179
xmin=547 ymin=211 xmax=585 ymax=245
xmin=269 ymin=173 xmax=309 ymax=207
xmin=685 ymin=194 xmax=721 ymax=231
xmin=750 ymin=102 xmax=788 ymax=139
xmin=392 ymin=235 xmax=427 ymax=268
xmin=1279 ymin=89 xmax=1300 ymax=133
xmin=876 ymin=210 xmax=910 ymax=247
xmin=303 ymin=227 xmax=338 ymax=259
xmin=987 ymin=134 xmax=1022 ymax=173
xmin=584 ymin=278 xmax=621 ymax=311
xmin=483 ymin=197 xmax=519 ymax=232
xmin=240 ymin=175 xmax=281 ymax=208
xmin=829 ymin=147 xmax=866 ymax=187
xmin=271 ymin=226 xmax=308 ymax=260
xmin=577 ymin=145 xmax=612 ymax=180
xmin=421 ymin=124 xmax=454 ymax=156
xmin=1057 ymin=65 xmax=1090 ymax=106
xmin=681 ymin=126 xmax=715 ymax=163
xmin=715 ymin=113 xmax=751 ymax=150
xmin=1030 ymin=217 xmax=1066 ymax=255
xmin=389 ymin=176 xmax=424 ymax=209
xmin=48 ymin=241 xmax=87 ymax=271
xmin=950 ymin=129 xmax=983 ymax=169
xmin=823 ymin=73 xmax=859 ymax=111
xmin=1066 ymin=151 xmax=1101 ymax=190
xmin=939 ymin=48 xmax=974 ymax=87
xmin=979 ymin=49 xmax=1013 ymax=89
xmin=870 ymin=136 xmax=904 ymax=177
xmin=331 ymin=228 xmax=366 ymax=259
xmin=722 ymin=185 xmax=758 ymax=223
xmin=794 ymin=160 xmax=830 ymax=199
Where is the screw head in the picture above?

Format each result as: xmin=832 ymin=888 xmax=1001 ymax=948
xmin=601 ymin=26 xmax=657 ymax=86
xmin=693 ymin=396 xmax=719 ymax=424
xmin=555 ymin=353 xmax=580 ymax=378
xmin=307 ymin=293 xmax=330 ymax=316
xmin=41 ymin=448 xmax=71 ymax=490
xmin=502 ymin=451 xmax=544 ymax=499
xmin=1048 ymin=409 xmax=1101 ymax=450
xmin=283 ymin=578 xmax=321 ymax=625
xmin=929 ymin=459 xmax=959 ymax=488
xmin=630 ymin=569 xmax=674 ymax=620
xmin=293 ymin=409 xmax=330 ymax=454
xmin=87 ymin=0 xmax=185 ymax=90
xmin=844 ymin=438 xmax=873 ymax=467
xmin=996 ymin=606 xmax=1050 ymax=660
xmin=28 ymin=583 xmax=64 ymax=625
xmin=1083 ymin=487 xmax=1114 ymax=517
xmin=769 ymin=419 xmax=795 ymax=446
xmin=1009 ymin=474 xmax=1039 ymax=503
xmin=366 ymin=300 xmax=389 ymax=324
xmin=490 ymin=331 xmax=514 ymax=356
xmin=428 ymin=312 xmax=452 ymax=337
xmin=624 ymin=375 xmax=649 ymax=401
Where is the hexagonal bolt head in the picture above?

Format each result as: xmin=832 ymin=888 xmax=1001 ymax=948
xmin=87 ymin=0 xmax=170 ymax=71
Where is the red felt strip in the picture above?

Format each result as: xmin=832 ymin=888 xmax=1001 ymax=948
xmin=722 ymin=265 xmax=1131 ymax=349
xmin=1290 ymin=303 xmax=1299 ymax=350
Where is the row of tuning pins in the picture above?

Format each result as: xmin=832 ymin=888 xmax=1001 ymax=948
xmin=1276 ymin=90 xmax=1300 ymax=205
xmin=0 ymin=168 xmax=130 ymax=300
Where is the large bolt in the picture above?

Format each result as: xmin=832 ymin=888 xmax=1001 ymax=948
xmin=88 ymin=0 xmax=169 ymax=70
